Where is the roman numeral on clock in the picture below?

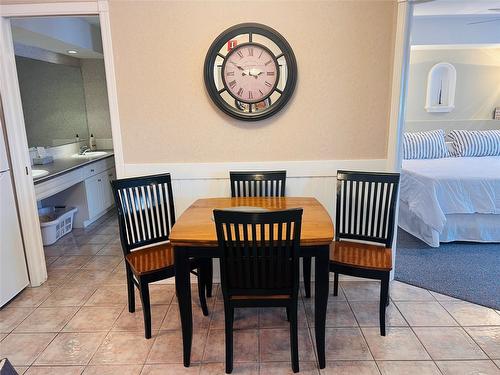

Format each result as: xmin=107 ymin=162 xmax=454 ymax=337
xmin=236 ymin=50 xmax=244 ymax=59
xmin=267 ymin=71 xmax=275 ymax=76
xmin=226 ymin=71 xmax=235 ymax=76
xmin=248 ymin=47 xmax=254 ymax=57
xmin=265 ymin=81 xmax=272 ymax=87
xmin=228 ymin=80 xmax=236 ymax=89
xmin=248 ymin=91 xmax=253 ymax=100
xmin=237 ymin=88 xmax=244 ymax=97
xmin=265 ymin=60 xmax=272 ymax=66
xmin=259 ymin=90 xmax=264 ymax=96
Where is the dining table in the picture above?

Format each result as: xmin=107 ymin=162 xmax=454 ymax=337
xmin=170 ymin=196 xmax=334 ymax=369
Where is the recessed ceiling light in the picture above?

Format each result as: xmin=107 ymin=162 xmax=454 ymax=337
xmin=67 ymin=50 xmax=78 ymax=54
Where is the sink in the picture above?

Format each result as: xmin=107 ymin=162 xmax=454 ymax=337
xmin=72 ymin=151 xmax=108 ymax=158
xmin=32 ymin=169 xmax=49 ymax=178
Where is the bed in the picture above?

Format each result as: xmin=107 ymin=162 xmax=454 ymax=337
xmin=398 ymin=156 xmax=500 ymax=247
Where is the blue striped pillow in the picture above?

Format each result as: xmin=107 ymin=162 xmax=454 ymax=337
xmin=403 ymin=130 xmax=449 ymax=159
xmin=449 ymin=130 xmax=500 ymax=157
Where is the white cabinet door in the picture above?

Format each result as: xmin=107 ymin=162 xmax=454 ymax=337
xmin=102 ymin=168 xmax=116 ymax=209
xmin=85 ymin=173 xmax=103 ymax=219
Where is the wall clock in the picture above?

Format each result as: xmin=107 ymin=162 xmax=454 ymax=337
xmin=204 ymin=23 xmax=297 ymax=121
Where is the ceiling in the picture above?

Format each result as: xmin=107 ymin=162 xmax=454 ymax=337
xmin=414 ymin=1 xmax=500 ymax=17
xmin=11 ymin=16 xmax=102 ymax=59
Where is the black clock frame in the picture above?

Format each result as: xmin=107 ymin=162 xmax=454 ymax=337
xmin=204 ymin=23 xmax=297 ymax=121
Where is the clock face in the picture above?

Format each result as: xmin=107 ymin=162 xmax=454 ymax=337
xmin=204 ymin=23 xmax=297 ymax=121
xmin=222 ymin=43 xmax=279 ymax=104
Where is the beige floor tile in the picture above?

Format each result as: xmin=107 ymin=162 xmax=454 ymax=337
xmin=304 ymin=300 xmax=357 ymax=328
xmin=0 ymin=308 xmax=34 ymax=333
xmin=35 ymin=332 xmax=106 ymax=365
xmin=7 ymin=286 xmax=55 ymax=308
xmin=43 ymin=246 xmax=66 ymax=257
xmin=389 ymin=281 xmax=434 ymax=301
xmin=436 ymin=360 xmax=500 ymax=375
xmin=377 ymin=361 xmax=441 ymax=375
xmin=83 ymin=256 xmax=123 ymax=271
xmin=298 ymin=282 xmax=346 ymax=300
xmin=44 ymin=268 xmax=76 ymax=286
xmin=341 ymin=281 xmax=381 ymax=302
xmin=24 ymin=366 xmax=85 ymax=374
xmin=113 ymin=304 xmax=168 ymax=332
xmin=362 ymin=327 xmax=430 ymax=360
xmin=64 ymin=269 xmax=112 ymax=287
xmin=148 ymin=285 xmax=176 ymax=305
xmin=142 ymin=363 xmax=200 ymax=374
xmin=96 ymin=244 xmax=123 ymax=256
xmin=259 ymin=305 xmax=307 ymax=328
xmin=14 ymin=367 xmax=28 ymax=375
xmin=49 ymin=256 xmax=92 ymax=269
xmin=261 ymin=361 xmax=319 ymax=374
xmin=162 ymin=303 xmax=210 ymax=331
xmin=323 ymin=328 xmax=372 ymax=360
xmin=102 ymin=267 xmax=127 ymax=285
xmin=442 ymin=301 xmax=500 ymax=326
xmin=350 ymin=301 xmax=407 ymax=327
xmin=91 ymin=331 xmax=153 ymax=365
xmin=429 ymin=291 xmax=459 ymax=302
xmin=82 ymin=364 xmax=143 ymax=374
xmin=147 ymin=330 xmax=206 ymax=363
xmin=41 ymin=287 xmax=96 ymax=307
xmin=15 ymin=307 xmax=78 ymax=333
xmin=204 ymin=328 xmax=259 ymax=363
xmin=44 ymin=256 xmax=59 ymax=265
xmin=63 ymin=306 xmax=123 ymax=332
xmin=81 ymin=234 xmax=114 ymax=246
xmin=494 ymin=360 xmax=500 ymax=368
xmin=84 ymin=285 xmax=128 ymax=307
xmin=0 ymin=333 xmax=56 ymax=366
xmin=260 ymin=328 xmax=315 ymax=362
xmin=465 ymin=327 xmax=500 ymax=359
xmin=63 ymin=244 xmax=105 ymax=256
xmin=414 ymin=327 xmax=488 ymax=360
xmin=0 ymin=333 xmax=7 ymax=341
xmin=396 ymin=301 xmax=457 ymax=326
xmin=321 ymin=361 xmax=379 ymax=375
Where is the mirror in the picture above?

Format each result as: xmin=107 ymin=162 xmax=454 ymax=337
xmin=15 ymin=56 xmax=90 ymax=147
xmin=11 ymin=16 xmax=111 ymax=149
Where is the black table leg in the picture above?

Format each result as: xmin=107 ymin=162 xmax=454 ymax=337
xmin=174 ymin=247 xmax=193 ymax=367
xmin=314 ymin=245 xmax=329 ymax=369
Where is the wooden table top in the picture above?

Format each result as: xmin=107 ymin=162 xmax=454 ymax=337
xmin=170 ymin=197 xmax=334 ymax=247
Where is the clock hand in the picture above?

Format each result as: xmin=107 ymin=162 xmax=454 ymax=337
xmin=230 ymin=61 xmax=245 ymax=71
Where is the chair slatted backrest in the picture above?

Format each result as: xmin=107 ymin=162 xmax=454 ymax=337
xmin=111 ymin=173 xmax=175 ymax=254
xmin=230 ymin=171 xmax=286 ymax=198
xmin=214 ymin=209 xmax=302 ymax=298
xmin=335 ymin=170 xmax=400 ymax=247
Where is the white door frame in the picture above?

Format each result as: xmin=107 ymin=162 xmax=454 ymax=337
xmin=0 ymin=0 xmax=124 ymax=286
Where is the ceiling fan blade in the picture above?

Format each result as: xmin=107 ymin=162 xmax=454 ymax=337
xmin=467 ymin=17 xmax=500 ymax=25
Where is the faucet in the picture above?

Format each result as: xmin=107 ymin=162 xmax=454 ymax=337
xmin=79 ymin=146 xmax=91 ymax=155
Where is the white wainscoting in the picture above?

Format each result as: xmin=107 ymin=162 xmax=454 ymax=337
xmin=123 ymin=159 xmax=387 ymax=282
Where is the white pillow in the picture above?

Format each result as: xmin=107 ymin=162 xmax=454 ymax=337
xmin=449 ymin=130 xmax=500 ymax=157
xmin=403 ymin=130 xmax=449 ymax=159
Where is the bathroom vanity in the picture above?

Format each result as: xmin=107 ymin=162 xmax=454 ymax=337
xmin=33 ymin=150 xmax=115 ymax=228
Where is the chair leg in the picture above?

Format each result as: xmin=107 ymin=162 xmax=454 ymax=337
xmin=197 ymin=264 xmax=209 ymax=316
xmin=224 ymin=304 xmax=234 ymax=374
xmin=303 ymin=256 xmax=311 ymax=298
xmin=386 ymin=284 xmax=390 ymax=307
xmin=286 ymin=306 xmax=290 ymax=322
xmin=206 ymin=258 xmax=213 ymax=298
xmin=379 ymin=273 xmax=390 ymax=336
xmin=138 ymin=281 xmax=152 ymax=339
xmin=289 ymin=301 xmax=299 ymax=373
xmin=333 ymin=272 xmax=339 ymax=296
xmin=126 ymin=265 xmax=135 ymax=313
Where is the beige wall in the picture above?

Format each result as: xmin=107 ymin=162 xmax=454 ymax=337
xmin=2 ymin=0 xmax=398 ymax=164
xmin=109 ymin=1 xmax=397 ymax=164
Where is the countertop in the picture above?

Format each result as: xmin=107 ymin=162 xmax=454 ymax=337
xmin=32 ymin=150 xmax=114 ymax=184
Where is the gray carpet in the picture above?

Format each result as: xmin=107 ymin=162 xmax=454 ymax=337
xmin=395 ymin=229 xmax=500 ymax=310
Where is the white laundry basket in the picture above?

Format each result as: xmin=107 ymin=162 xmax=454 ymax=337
xmin=38 ymin=206 xmax=78 ymax=246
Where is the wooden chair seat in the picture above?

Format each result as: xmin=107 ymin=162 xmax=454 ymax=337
xmin=125 ymin=242 xmax=174 ymax=276
xmin=329 ymin=241 xmax=392 ymax=271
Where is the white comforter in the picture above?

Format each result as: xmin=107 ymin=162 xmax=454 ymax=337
xmin=400 ymin=156 xmax=500 ymax=233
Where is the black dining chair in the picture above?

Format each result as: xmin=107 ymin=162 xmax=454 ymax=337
xmin=111 ymin=173 xmax=209 ymax=339
xmin=214 ymin=208 xmax=303 ymax=374
xmin=228 ymin=170 xmax=312 ymax=297
xmin=330 ymin=170 xmax=400 ymax=336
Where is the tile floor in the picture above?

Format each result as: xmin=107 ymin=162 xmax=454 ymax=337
xmin=1 ymin=214 xmax=499 ymax=374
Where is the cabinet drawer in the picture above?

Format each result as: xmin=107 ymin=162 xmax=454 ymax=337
xmin=83 ymin=157 xmax=115 ymax=179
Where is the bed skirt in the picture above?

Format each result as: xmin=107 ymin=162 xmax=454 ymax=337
xmin=398 ymin=201 xmax=500 ymax=247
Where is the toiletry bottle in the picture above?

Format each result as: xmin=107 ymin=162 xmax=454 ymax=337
xmin=90 ymin=134 xmax=96 ymax=151
xmin=75 ymin=134 xmax=80 ymax=143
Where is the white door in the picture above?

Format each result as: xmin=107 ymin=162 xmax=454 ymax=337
xmin=0 ymin=171 xmax=29 ymax=306
xmin=0 ymin=120 xmax=10 ymax=173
